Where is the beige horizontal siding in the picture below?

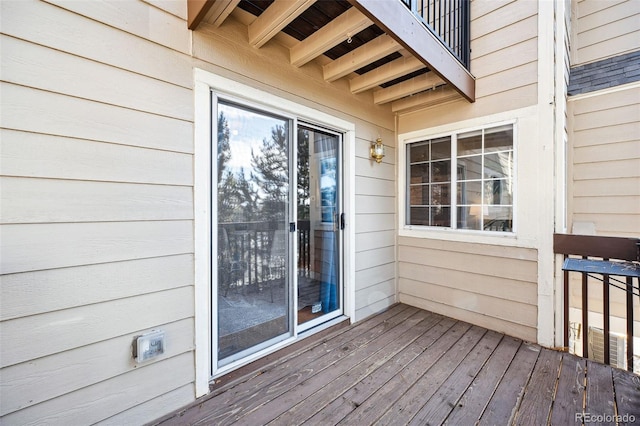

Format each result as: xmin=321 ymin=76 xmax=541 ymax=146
xmin=1 ymin=221 xmax=194 ymax=275
xmin=355 ymin=176 xmax=396 ymax=197
xmin=0 ymin=0 xmax=193 ymax=88
xmin=398 ymin=237 xmax=538 ymax=341
xmin=572 ymin=0 xmax=640 ymax=65
xmin=1 ymin=286 xmax=194 ymax=368
xmin=2 ymin=352 xmax=194 ymax=425
xmin=0 ymin=177 xmax=193 ymax=224
xmin=42 ymin=0 xmax=191 ymax=53
xmin=1 ymin=318 xmax=193 ymax=416
xmin=0 ymin=255 xmax=193 ymax=321
xmin=355 ymin=230 xmax=395 ymax=252
xmin=0 ymin=2 xmax=197 ymax=423
xmin=568 ymin=86 xmax=640 ymax=236
xmin=99 ymin=384 xmax=195 ymax=426
xmin=141 ymin=0 xmax=188 ymax=20
xmin=1 ymin=83 xmax=193 ymax=153
xmin=0 ymin=34 xmax=192 ymax=121
xmin=0 ymin=130 xmax=193 ymax=185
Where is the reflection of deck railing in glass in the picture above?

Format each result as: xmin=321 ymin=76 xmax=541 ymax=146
xmin=401 ymin=0 xmax=470 ymax=68
xmin=218 ymin=221 xmax=311 ymax=297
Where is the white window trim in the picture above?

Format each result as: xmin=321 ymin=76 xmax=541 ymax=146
xmin=193 ymin=68 xmax=356 ymax=397
xmin=398 ymin=118 xmax=519 ymax=247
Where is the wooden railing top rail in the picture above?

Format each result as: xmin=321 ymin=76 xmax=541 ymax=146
xmin=553 ymin=234 xmax=640 ymax=261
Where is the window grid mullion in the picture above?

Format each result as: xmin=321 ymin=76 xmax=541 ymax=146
xmin=451 ymin=133 xmax=457 ymax=229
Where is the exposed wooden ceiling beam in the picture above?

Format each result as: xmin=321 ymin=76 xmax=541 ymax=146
xmin=202 ymin=0 xmax=240 ymax=29
xmin=187 ymin=0 xmax=213 ymax=29
xmin=290 ymin=7 xmax=372 ymax=67
xmin=373 ymin=71 xmax=445 ymax=104
xmin=323 ymin=34 xmax=400 ymax=82
xmin=350 ymin=56 xmax=424 ymax=94
xmin=249 ymin=0 xmax=316 ymax=48
xmin=348 ymin=0 xmax=475 ymax=102
xmin=391 ymin=85 xmax=461 ymax=113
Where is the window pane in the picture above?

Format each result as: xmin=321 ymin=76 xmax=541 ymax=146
xmin=484 ymin=179 xmax=513 ymax=205
xmin=431 ymin=137 xmax=451 ymax=160
xmin=485 ymin=125 xmax=513 ymax=152
xmin=483 ymin=207 xmax=513 ymax=231
xmin=457 ymin=181 xmax=481 ymax=204
xmin=409 ymin=207 xmax=430 ymax=225
xmin=458 ymin=130 xmax=482 ymax=156
xmin=431 ymin=183 xmax=450 ymax=206
xmin=457 ymin=206 xmax=482 ymax=230
xmin=406 ymin=124 xmax=512 ymax=232
xmin=409 ymin=143 xmax=429 ymax=163
xmin=410 ymin=185 xmax=430 ymax=205
xmin=484 ymin=152 xmax=512 ymax=179
xmin=410 ymin=163 xmax=430 ymax=184
xmin=431 ymin=160 xmax=451 ymax=182
xmin=431 ymin=206 xmax=450 ymax=227
xmin=458 ymin=156 xmax=482 ymax=180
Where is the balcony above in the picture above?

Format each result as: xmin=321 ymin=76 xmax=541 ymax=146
xmin=187 ymin=0 xmax=475 ymax=112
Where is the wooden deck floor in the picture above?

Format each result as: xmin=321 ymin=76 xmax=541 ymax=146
xmin=155 ymin=304 xmax=640 ymax=426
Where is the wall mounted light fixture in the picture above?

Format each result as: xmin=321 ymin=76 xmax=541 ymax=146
xmin=370 ymin=138 xmax=385 ymax=163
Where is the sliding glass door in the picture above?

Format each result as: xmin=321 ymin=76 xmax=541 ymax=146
xmin=214 ymin=100 xmax=342 ymax=368
xmin=216 ymin=101 xmax=292 ymax=366
xmin=296 ymin=125 xmax=342 ymax=330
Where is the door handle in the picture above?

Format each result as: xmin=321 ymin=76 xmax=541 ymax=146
xmin=340 ymin=213 xmax=345 ymax=230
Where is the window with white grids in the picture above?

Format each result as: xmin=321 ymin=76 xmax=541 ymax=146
xmin=406 ymin=124 xmax=514 ymax=232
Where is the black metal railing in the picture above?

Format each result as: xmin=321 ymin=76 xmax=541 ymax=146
xmin=555 ymin=234 xmax=640 ymax=373
xmin=218 ymin=221 xmax=311 ymax=296
xmin=401 ymin=0 xmax=470 ymax=68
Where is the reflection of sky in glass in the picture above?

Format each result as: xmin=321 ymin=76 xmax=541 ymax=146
xmin=219 ymin=103 xmax=285 ymax=179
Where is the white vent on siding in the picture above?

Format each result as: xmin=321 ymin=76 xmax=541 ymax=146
xmin=587 ymin=326 xmax=640 ymax=373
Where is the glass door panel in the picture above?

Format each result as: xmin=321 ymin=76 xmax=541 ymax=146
xmin=216 ymin=101 xmax=291 ymax=366
xmin=296 ymin=125 xmax=341 ymax=328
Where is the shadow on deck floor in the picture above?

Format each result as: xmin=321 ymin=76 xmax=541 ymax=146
xmin=152 ymin=304 xmax=640 ymax=425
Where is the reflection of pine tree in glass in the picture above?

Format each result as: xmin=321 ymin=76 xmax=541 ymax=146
xmin=251 ymin=124 xmax=289 ymax=221
xmin=297 ymin=128 xmax=310 ymax=220
xmin=217 ymin=112 xmax=257 ymax=223
xmin=217 ymin=112 xmax=230 ymax=183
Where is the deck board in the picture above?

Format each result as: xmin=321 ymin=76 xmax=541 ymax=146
xmin=477 ymin=342 xmax=540 ymax=425
xmin=337 ymin=321 xmax=472 ymax=425
xmin=408 ymin=330 xmax=503 ymax=425
xmin=612 ymin=368 xmax=640 ymax=426
xmin=374 ymin=326 xmax=488 ymax=425
xmin=306 ymin=316 xmax=457 ymax=425
xmin=513 ymin=347 xmax=563 ymax=425
xmin=443 ymin=335 xmax=521 ymax=425
xmin=269 ymin=311 xmax=444 ymax=424
xmin=155 ymin=304 xmax=640 ymax=426
xmin=585 ymin=360 xmax=616 ymax=425
xmin=550 ymin=354 xmax=586 ymax=425
xmin=240 ymin=309 xmax=434 ymax=425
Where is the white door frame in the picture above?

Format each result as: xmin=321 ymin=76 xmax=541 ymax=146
xmin=193 ymin=68 xmax=355 ymax=396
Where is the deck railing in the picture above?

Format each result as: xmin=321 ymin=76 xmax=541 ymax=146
xmin=401 ymin=0 xmax=470 ymax=68
xmin=554 ymin=234 xmax=640 ymax=372
xmin=218 ymin=221 xmax=311 ymax=296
